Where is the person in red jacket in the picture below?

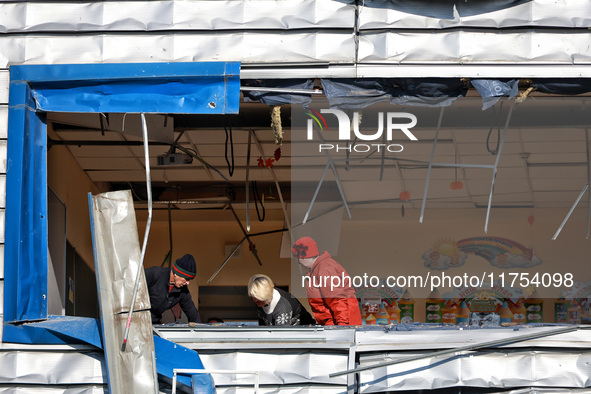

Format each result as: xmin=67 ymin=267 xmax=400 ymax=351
xmin=292 ymin=236 xmax=362 ymax=326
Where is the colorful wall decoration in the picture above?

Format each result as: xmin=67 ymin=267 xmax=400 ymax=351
xmin=422 ymin=236 xmax=542 ymax=270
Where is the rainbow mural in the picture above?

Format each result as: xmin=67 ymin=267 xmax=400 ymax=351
xmin=422 ymin=236 xmax=542 ymax=270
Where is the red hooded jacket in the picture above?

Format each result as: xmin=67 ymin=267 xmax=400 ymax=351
xmin=304 ymin=252 xmax=362 ymax=325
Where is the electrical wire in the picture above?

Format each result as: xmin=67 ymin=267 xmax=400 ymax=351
xmin=251 ymin=180 xmax=265 ymax=222
xmin=224 ymin=122 xmax=235 ymax=177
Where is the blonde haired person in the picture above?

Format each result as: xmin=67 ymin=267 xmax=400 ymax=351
xmin=248 ymin=274 xmax=315 ymax=326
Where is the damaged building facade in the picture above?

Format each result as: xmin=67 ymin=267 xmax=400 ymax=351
xmin=1 ymin=0 xmax=591 ymax=392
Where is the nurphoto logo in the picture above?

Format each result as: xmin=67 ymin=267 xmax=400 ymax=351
xmin=305 ymin=108 xmax=418 ymax=153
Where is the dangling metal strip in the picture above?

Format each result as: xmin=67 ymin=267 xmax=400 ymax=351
xmin=484 ymin=101 xmax=515 ymax=233
xmin=419 ymin=107 xmax=445 ymax=223
xmin=122 ymin=113 xmax=152 ymax=351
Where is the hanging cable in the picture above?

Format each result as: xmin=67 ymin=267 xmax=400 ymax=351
xmin=160 ymin=202 xmax=173 ymax=267
xmin=251 ymin=180 xmax=265 ymax=222
xmin=486 ymin=104 xmax=502 ymax=155
xmin=224 ymin=120 xmax=235 ymax=177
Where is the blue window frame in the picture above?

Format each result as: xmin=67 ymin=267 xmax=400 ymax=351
xmin=4 ymin=62 xmax=240 ymax=328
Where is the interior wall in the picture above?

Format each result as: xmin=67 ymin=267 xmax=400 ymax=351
xmin=47 ymin=144 xmax=101 ymax=269
xmin=135 ymin=209 xmax=291 ymax=307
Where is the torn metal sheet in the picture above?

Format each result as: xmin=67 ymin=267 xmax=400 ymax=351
xmin=88 ymin=190 xmax=157 ymax=393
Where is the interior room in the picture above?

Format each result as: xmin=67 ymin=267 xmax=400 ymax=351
xmin=45 ymin=90 xmax=591 ymax=324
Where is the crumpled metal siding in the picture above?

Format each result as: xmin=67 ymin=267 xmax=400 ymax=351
xmin=0 ymin=33 xmax=356 ymax=67
xmin=2 ymin=0 xmax=589 ymax=33
xmin=357 ymin=0 xmax=591 ymax=29
xmin=0 ymin=0 xmax=589 ymax=71
xmin=358 ymin=31 xmax=591 ymax=64
xmin=198 ymin=350 xmax=349 ymax=386
xmin=0 ymin=0 xmax=354 ymax=33
xmin=358 ymin=349 xmax=591 ymax=392
xmin=0 ymin=346 xmax=106 ymax=385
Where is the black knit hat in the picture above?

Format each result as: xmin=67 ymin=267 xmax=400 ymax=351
xmin=172 ymin=254 xmax=197 ymax=280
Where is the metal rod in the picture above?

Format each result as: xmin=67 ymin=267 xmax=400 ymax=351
xmin=484 ymin=101 xmax=515 ymax=233
xmin=419 ymin=107 xmax=445 ymax=223
xmin=240 ymin=86 xmax=323 ymax=95
xmin=552 ymin=183 xmax=590 ymax=240
xmin=379 ymin=133 xmax=386 ymax=181
xmin=314 ymin=127 xmax=352 ymax=219
xmin=330 ymin=325 xmax=582 ymax=378
xmin=245 ymin=130 xmax=252 ymax=232
xmin=431 ymin=162 xmax=495 ymax=169
xmin=121 ymin=113 xmax=153 ymax=352
xmin=167 ymin=203 xmax=173 ymax=265
xmin=586 ymin=129 xmax=590 ymax=239
xmin=206 ymin=228 xmax=287 ymax=284
xmin=207 ymin=235 xmax=247 ymax=284
xmin=251 ymin=130 xmax=293 ymax=244
xmin=303 ymin=162 xmax=331 ymax=224
xmin=228 ymin=203 xmax=263 ymax=266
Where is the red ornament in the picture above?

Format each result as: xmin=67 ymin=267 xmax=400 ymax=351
xmin=274 ymin=147 xmax=282 ymax=161
xmin=399 ymin=191 xmax=411 ymax=201
xmin=450 ymin=180 xmax=464 ymax=190
xmin=528 ymin=215 xmax=535 ymax=226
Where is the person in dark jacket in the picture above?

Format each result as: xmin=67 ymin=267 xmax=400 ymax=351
xmin=248 ymin=274 xmax=315 ymax=326
xmin=145 ymin=254 xmax=201 ymax=324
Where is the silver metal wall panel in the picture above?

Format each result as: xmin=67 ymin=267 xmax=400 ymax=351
xmin=358 ymin=0 xmax=591 ymax=29
xmin=2 ymin=0 xmax=589 ymax=33
xmin=0 ymin=0 xmax=354 ymax=33
xmin=0 ymin=72 xmax=7 ymax=105
xmin=0 ymin=33 xmax=356 ymax=68
xmin=215 ymin=386 xmax=347 ymax=393
xmin=358 ymin=31 xmax=591 ymax=64
xmin=0 ymin=387 xmax=106 ymax=393
xmin=358 ymin=349 xmax=591 ymax=392
xmin=354 ymin=326 xmax=591 ymax=352
xmin=198 ymin=350 xmax=349 ymax=386
xmin=2 ymin=31 xmax=590 ymax=70
xmin=0 ymin=245 xmax=4 ymax=279
xmin=0 ymin=106 xmax=7 ymax=139
xmin=0 ymin=349 xmax=106 ymax=384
